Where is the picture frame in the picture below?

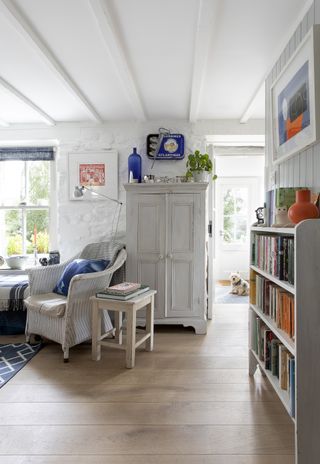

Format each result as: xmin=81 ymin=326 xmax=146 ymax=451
xmin=68 ymin=150 xmax=118 ymax=201
xmin=271 ymin=25 xmax=320 ymax=164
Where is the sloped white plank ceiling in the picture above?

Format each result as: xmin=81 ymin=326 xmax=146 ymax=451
xmin=0 ymin=0 xmax=310 ymax=126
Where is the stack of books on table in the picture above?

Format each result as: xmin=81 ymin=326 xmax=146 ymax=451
xmin=96 ymin=282 xmax=150 ymax=300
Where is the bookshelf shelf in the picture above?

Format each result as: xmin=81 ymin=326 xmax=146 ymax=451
xmin=250 ymin=349 xmax=293 ymax=419
xmin=250 ymin=304 xmax=295 ymax=355
xmin=249 ymin=218 xmax=320 ymax=462
xmin=251 ymin=226 xmax=295 ymax=235
xmin=250 ymin=265 xmax=295 ymax=295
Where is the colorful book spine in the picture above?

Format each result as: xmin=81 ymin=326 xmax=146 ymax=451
xmin=251 ymin=234 xmax=294 ymax=283
xmin=252 ymin=315 xmax=295 ymax=418
xmin=289 ymin=357 xmax=296 ymax=418
xmin=254 ymin=274 xmax=295 ymax=339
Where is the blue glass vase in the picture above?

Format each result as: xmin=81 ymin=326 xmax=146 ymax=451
xmin=128 ymin=147 xmax=142 ymax=183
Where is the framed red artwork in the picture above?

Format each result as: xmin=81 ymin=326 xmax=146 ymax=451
xmin=79 ymin=163 xmax=105 ymax=186
xmin=68 ymin=151 xmax=118 ymax=201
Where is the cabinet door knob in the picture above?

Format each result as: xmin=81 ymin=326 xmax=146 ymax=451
xmin=167 ymin=253 xmax=173 ymax=259
xmin=158 ymin=254 xmax=164 ymax=260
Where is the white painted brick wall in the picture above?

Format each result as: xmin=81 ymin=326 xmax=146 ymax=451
xmin=0 ymin=119 xmax=264 ymax=259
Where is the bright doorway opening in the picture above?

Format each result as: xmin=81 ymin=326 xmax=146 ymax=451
xmin=213 ymin=154 xmax=264 ymax=305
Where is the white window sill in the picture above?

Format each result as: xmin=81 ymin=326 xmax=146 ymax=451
xmin=0 ymin=268 xmax=29 ymax=275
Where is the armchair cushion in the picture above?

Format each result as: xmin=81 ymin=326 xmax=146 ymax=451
xmin=53 ymin=258 xmax=110 ymax=297
xmin=25 ymin=293 xmax=67 ymax=318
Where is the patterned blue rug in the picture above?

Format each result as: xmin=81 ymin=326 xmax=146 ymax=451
xmin=215 ymin=285 xmax=249 ymax=304
xmin=0 ymin=343 xmax=42 ymax=387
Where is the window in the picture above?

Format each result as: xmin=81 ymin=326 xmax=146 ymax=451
xmin=0 ymin=147 xmax=54 ymax=258
xmin=222 ymin=186 xmax=248 ymax=245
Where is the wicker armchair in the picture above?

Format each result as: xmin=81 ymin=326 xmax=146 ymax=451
xmin=24 ymin=242 xmax=127 ymax=361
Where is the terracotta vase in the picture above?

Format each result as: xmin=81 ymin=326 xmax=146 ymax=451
xmin=288 ymin=189 xmax=319 ymax=224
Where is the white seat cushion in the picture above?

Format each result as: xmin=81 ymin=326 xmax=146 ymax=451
xmin=25 ymin=293 xmax=67 ymax=318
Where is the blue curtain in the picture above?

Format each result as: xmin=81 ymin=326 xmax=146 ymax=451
xmin=0 ymin=147 xmax=55 ymax=161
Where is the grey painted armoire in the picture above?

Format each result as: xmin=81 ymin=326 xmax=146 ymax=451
xmin=124 ymin=183 xmax=208 ymax=334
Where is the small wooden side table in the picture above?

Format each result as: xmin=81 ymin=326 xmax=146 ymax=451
xmin=90 ymin=290 xmax=156 ymax=368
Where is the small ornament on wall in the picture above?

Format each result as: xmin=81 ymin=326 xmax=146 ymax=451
xmin=147 ymin=129 xmax=184 ymax=161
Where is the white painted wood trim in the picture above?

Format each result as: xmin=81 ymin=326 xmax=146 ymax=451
xmin=189 ymin=0 xmax=220 ymax=122
xmin=250 ymin=219 xmax=320 ymax=461
xmin=251 ymin=226 xmax=295 ymax=235
xmin=240 ymin=80 xmax=264 ymax=124
xmin=0 ymin=117 xmax=9 ymax=127
xmin=0 ymin=0 xmax=102 ymax=123
xmin=0 ymin=76 xmax=55 ymax=126
xmin=89 ymin=0 xmax=146 ymax=121
xmin=136 ymin=317 xmax=207 ymax=335
xmin=295 ymin=218 xmax=320 ymax=463
xmin=124 ymin=183 xmax=208 ymax=193
xmin=250 ymin=265 xmax=295 ymax=295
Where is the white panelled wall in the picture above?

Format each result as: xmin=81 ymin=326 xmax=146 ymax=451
xmin=0 ymin=119 xmax=264 ymax=259
xmin=266 ymin=1 xmax=320 ymax=191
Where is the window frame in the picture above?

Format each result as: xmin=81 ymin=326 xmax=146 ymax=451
xmin=0 ymin=158 xmax=56 ymax=257
xmin=221 ymin=185 xmax=249 ymax=247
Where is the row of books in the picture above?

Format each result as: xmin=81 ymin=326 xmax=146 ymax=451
xmin=254 ymin=274 xmax=295 ymax=339
xmin=96 ymin=282 xmax=150 ymax=300
xmin=251 ymin=234 xmax=294 ymax=284
xmin=252 ymin=316 xmax=295 ymax=417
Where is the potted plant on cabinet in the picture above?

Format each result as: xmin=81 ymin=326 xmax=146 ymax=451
xmin=186 ymin=150 xmax=217 ymax=182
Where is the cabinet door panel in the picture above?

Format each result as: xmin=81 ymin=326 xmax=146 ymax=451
xmin=172 ymin=204 xmax=193 ymax=252
xmin=126 ymin=194 xmax=165 ymax=319
xmin=137 ymin=258 xmax=164 ymax=319
xmin=167 ymin=194 xmax=202 ymax=318
xmin=171 ymin=258 xmax=193 ymax=312
xmin=138 ymin=203 xmax=161 ymax=253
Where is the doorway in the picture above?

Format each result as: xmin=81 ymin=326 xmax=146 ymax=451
xmin=213 ymin=155 xmax=264 ymax=304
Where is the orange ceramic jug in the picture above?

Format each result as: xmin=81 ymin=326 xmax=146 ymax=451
xmin=288 ymin=189 xmax=319 ymax=224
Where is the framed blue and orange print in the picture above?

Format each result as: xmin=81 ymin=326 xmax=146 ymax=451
xmin=272 ymin=25 xmax=320 ymax=164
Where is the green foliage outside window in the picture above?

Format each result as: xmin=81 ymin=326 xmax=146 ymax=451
xmin=28 ymin=161 xmax=49 ymax=204
xmin=4 ymin=161 xmax=50 ymax=255
xmin=26 ymin=231 xmax=49 ymax=254
xmin=223 ymin=188 xmax=246 ymax=244
xmin=7 ymin=234 xmax=23 ymax=255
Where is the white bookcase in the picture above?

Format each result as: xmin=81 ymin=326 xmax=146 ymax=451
xmin=249 ymin=220 xmax=320 ymax=463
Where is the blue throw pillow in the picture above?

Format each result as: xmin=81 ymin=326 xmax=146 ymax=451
xmin=53 ymin=259 xmax=109 ymax=296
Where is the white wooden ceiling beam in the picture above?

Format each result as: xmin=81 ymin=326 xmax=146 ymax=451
xmin=0 ymin=76 xmax=55 ymax=126
xmin=0 ymin=0 xmax=102 ymax=123
xmin=240 ymin=80 xmax=264 ymax=124
xmin=89 ymin=0 xmax=146 ymax=121
xmin=0 ymin=117 xmax=9 ymax=127
xmin=189 ymin=0 xmax=222 ymax=122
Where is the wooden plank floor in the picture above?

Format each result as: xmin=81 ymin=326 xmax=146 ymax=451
xmin=0 ymin=304 xmax=294 ymax=463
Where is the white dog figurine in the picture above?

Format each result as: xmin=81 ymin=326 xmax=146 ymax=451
xmin=229 ymin=272 xmax=249 ymax=296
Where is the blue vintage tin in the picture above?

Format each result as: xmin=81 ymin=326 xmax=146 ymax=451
xmin=147 ymin=134 xmax=184 ymax=160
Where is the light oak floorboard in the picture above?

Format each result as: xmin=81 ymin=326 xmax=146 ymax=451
xmin=0 ymin=382 xmax=278 ymax=403
xmin=22 ymin=348 xmax=250 ymax=369
xmin=10 ymin=367 xmax=267 ymax=385
xmin=0 ymin=424 xmax=294 ymax=454
xmin=0 ymin=456 xmax=295 ymax=464
xmin=0 ymin=401 xmax=291 ymax=425
xmin=0 ymin=304 xmax=294 ymax=461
